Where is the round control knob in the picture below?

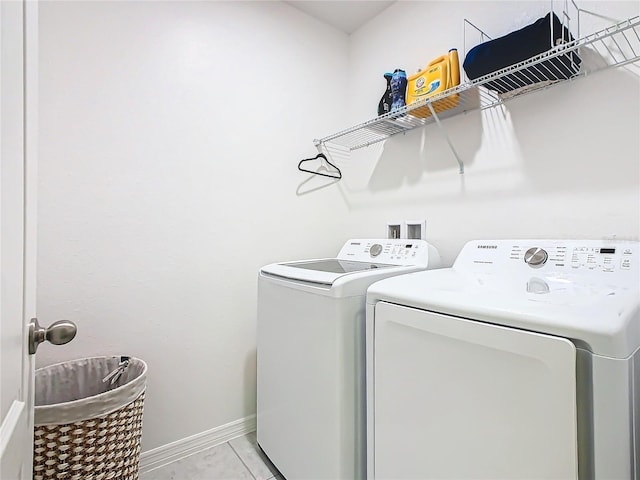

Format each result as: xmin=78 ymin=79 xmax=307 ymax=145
xmin=370 ymin=244 xmax=383 ymax=257
xmin=524 ymin=247 xmax=548 ymax=268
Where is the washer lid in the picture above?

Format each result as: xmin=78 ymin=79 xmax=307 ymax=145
xmin=260 ymin=238 xmax=441 ymax=287
xmin=261 ymin=259 xmax=393 ymax=286
xmin=283 ymin=259 xmax=393 ymax=273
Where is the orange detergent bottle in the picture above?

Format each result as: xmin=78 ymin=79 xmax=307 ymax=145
xmin=406 ymin=48 xmax=460 ymax=118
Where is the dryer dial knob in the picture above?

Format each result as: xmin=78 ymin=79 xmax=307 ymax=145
xmin=370 ymin=244 xmax=383 ymax=257
xmin=524 ymin=247 xmax=548 ymax=267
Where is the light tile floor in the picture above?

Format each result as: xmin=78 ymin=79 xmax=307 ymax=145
xmin=140 ymin=432 xmax=284 ymax=480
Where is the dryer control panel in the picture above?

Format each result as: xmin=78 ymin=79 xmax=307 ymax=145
xmin=337 ymin=239 xmax=440 ymax=267
xmin=511 ymin=243 xmax=635 ymax=273
xmin=457 ymin=239 xmax=638 ymax=276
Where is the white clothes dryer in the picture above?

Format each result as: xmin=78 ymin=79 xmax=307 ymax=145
xmin=366 ymin=239 xmax=639 ymax=480
xmin=257 ymin=239 xmax=441 ymax=480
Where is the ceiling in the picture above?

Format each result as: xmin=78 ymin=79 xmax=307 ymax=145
xmin=285 ymin=1 xmax=395 ymax=34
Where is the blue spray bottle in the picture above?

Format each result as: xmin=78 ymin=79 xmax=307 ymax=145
xmin=390 ymin=69 xmax=407 ymax=113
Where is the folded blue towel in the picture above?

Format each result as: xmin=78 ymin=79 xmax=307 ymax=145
xmin=463 ymin=12 xmax=581 ymax=94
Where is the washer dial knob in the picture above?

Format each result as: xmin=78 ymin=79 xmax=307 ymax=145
xmin=524 ymin=247 xmax=548 ymax=267
xmin=370 ymin=244 xmax=383 ymax=257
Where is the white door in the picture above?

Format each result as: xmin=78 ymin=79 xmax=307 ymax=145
xmin=372 ymin=302 xmax=578 ymax=480
xmin=1 ymin=1 xmax=38 ymax=478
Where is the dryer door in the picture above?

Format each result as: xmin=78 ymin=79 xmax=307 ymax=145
xmin=371 ymin=302 xmax=578 ymax=480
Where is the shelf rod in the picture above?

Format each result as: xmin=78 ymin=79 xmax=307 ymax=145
xmin=426 ymin=103 xmax=464 ymax=174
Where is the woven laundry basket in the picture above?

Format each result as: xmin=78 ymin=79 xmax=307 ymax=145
xmin=33 ymin=356 xmax=147 ymax=480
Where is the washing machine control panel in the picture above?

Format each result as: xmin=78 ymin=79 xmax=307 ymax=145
xmin=458 ymin=240 xmax=637 ymax=276
xmin=337 ymin=239 xmax=433 ymax=266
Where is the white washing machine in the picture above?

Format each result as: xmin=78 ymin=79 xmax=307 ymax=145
xmin=366 ymin=239 xmax=639 ymax=480
xmin=257 ymin=239 xmax=441 ymax=480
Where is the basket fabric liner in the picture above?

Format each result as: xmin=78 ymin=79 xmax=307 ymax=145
xmin=34 ymin=356 xmax=147 ymax=425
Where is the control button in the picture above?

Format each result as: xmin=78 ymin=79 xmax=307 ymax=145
xmin=524 ymin=247 xmax=548 ymax=268
xmin=370 ymin=244 xmax=383 ymax=257
xmin=621 ymin=258 xmax=631 ymax=270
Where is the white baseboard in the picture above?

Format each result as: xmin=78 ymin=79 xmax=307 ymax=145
xmin=139 ymin=414 xmax=256 ymax=474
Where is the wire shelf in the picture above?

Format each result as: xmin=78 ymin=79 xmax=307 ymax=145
xmin=314 ymin=16 xmax=640 ymax=152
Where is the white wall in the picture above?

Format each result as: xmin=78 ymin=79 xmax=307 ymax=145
xmin=37 ymin=1 xmax=350 ymax=451
xmin=36 ymin=0 xmax=639 ymax=454
xmin=341 ymin=0 xmax=640 ymax=264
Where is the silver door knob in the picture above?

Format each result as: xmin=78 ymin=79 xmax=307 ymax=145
xmin=28 ymin=317 xmax=77 ymax=355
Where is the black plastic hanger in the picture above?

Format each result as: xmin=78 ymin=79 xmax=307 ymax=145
xmin=297 ymin=153 xmax=342 ymax=179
